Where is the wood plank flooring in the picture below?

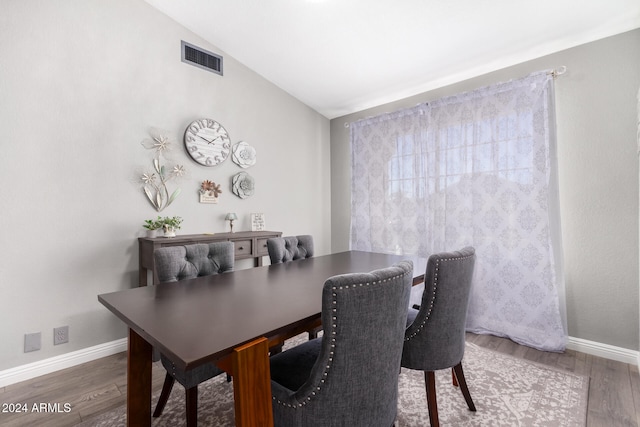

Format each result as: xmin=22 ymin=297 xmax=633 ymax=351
xmin=0 ymin=333 xmax=638 ymax=426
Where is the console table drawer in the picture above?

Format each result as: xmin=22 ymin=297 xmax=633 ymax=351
xmin=256 ymin=238 xmax=270 ymax=256
xmin=233 ymin=239 xmax=253 ymax=257
xmin=161 ymin=240 xmax=197 ymax=248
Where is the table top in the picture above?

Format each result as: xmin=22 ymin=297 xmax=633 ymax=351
xmin=99 ymin=250 xmax=424 ymax=370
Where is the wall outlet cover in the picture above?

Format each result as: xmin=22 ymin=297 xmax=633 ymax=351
xmin=54 ymin=326 xmax=69 ymax=345
xmin=24 ymin=332 xmax=41 ymax=352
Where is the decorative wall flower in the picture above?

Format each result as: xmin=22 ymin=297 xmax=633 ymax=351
xmin=170 ymin=165 xmax=186 ymax=178
xmin=137 ymin=129 xmax=186 ymax=212
xmin=141 ymin=128 xmax=172 ymax=154
xmin=201 ymin=180 xmax=214 ymax=191
xmin=141 ymin=172 xmax=157 ymax=185
xmin=232 ymin=141 xmax=257 ymax=168
xmin=200 ymin=180 xmax=222 ymax=197
xmin=232 ymin=172 xmax=255 ymax=199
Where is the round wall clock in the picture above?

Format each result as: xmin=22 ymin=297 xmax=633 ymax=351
xmin=184 ymin=118 xmax=231 ymax=166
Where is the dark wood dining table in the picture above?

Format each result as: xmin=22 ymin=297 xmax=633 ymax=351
xmin=98 ymin=250 xmax=425 ymax=427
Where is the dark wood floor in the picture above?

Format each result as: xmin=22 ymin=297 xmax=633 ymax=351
xmin=0 ymin=333 xmax=638 ymax=426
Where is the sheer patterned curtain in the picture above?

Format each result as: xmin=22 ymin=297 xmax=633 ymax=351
xmin=350 ymin=72 xmax=566 ymax=351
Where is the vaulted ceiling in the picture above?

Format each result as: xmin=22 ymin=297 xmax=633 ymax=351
xmin=144 ymin=0 xmax=640 ymax=119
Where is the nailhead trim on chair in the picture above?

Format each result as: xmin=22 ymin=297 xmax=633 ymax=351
xmin=405 ymin=253 xmax=474 ymax=341
xmin=273 ymin=269 xmax=413 ymax=409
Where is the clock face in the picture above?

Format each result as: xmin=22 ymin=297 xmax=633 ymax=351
xmin=184 ymin=118 xmax=231 ymax=166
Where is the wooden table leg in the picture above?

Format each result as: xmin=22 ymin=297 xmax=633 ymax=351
xmin=227 ymin=337 xmax=274 ymax=427
xmin=127 ymin=328 xmax=152 ymax=427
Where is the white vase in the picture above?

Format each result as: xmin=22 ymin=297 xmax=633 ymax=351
xmin=163 ymin=228 xmax=176 ymax=238
xmin=146 ymin=229 xmax=158 ymax=238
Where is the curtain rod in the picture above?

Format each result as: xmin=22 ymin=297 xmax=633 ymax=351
xmin=344 ymin=67 xmax=569 ymax=128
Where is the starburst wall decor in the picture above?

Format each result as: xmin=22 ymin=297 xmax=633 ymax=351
xmin=137 ymin=129 xmax=187 ymax=212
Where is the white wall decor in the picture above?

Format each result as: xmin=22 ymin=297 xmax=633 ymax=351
xmin=232 ymin=141 xmax=257 ymax=168
xmin=139 ymin=129 xmax=186 ymax=212
xmin=184 ymin=118 xmax=231 ymax=167
xmin=232 ymin=172 xmax=255 ymax=199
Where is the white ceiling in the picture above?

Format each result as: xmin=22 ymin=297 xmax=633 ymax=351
xmin=144 ymin=0 xmax=640 ymax=119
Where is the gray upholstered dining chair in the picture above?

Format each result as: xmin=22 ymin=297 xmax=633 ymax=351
xmin=269 ymin=261 xmax=413 ymax=427
xmin=267 ymin=234 xmax=314 ymax=264
xmin=267 ymin=235 xmax=320 ymax=347
xmin=401 ymin=247 xmax=477 ymax=427
xmin=152 ymin=242 xmax=234 ymax=427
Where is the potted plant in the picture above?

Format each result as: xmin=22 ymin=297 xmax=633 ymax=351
xmin=160 ymin=216 xmax=183 ymax=238
xmin=142 ymin=216 xmax=163 ymax=238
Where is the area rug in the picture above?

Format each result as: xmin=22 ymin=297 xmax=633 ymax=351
xmin=79 ymin=339 xmax=588 ymax=426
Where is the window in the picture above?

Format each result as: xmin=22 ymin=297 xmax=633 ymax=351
xmin=350 ymin=71 xmax=566 ymax=351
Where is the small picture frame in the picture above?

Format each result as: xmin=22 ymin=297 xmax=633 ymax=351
xmin=251 ymin=213 xmax=265 ymax=231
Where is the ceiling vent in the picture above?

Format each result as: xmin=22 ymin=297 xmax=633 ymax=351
xmin=181 ymin=40 xmax=223 ymax=76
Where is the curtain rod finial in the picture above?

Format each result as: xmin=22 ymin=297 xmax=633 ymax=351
xmin=551 ymin=66 xmax=567 ymax=78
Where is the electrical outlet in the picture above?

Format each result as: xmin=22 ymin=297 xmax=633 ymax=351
xmin=54 ymin=326 xmax=69 ymax=345
xmin=24 ymin=332 xmax=41 ymax=352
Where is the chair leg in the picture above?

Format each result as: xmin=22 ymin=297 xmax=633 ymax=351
xmin=452 ymin=367 xmax=458 ymax=387
xmin=153 ymin=373 xmax=175 ymax=417
xmin=425 ymin=371 xmax=439 ymax=427
xmin=452 ymin=362 xmax=476 ymax=412
xmin=186 ymin=386 xmax=198 ymax=427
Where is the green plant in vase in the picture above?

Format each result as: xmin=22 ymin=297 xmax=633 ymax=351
xmin=160 ymin=216 xmax=183 ymax=238
xmin=143 ymin=216 xmax=163 ymax=238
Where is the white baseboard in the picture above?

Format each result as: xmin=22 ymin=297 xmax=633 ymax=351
xmin=567 ymin=336 xmax=639 ymax=366
xmin=0 ymin=338 xmax=127 ymax=388
xmin=0 ymin=335 xmax=638 ymax=388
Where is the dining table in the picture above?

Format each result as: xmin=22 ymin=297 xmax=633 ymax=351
xmin=98 ymin=250 xmax=425 ymax=427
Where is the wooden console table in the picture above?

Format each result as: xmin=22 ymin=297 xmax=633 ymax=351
xmin=138 ymin=230 xmax=282 ymax=286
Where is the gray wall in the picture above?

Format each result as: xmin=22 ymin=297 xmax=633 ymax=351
xmin=0 ymin=0 xmax=331 ymax=370
xmin=331 ymin=29 xmax=640 ymax=350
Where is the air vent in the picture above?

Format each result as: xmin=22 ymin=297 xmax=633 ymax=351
xmin=181 ymin=40 xmax=223 ymax=76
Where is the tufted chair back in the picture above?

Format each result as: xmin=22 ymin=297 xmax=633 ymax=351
xmin=401 ymin=247 xmax=476 ymax=427
xmin=151 ymin=241 xmax=234 ymax=426
xmin=154 ymin=242 xmax=234 ymax=283
xmin=402 ymin=246 xmax=476 ymax=371
xmin=269 ymin=261 xmax=413 ymax=427
xmin=267 ymin=235 xmax=319 ymax=347
xmin=267 ymin=235 xmax=314 ymax=264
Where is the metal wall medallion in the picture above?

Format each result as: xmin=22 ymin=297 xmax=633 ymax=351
xmin=231 ymin=141 xmax=256 ymax=168
xmin=232 ymin=172 xmax=255 ymax=199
